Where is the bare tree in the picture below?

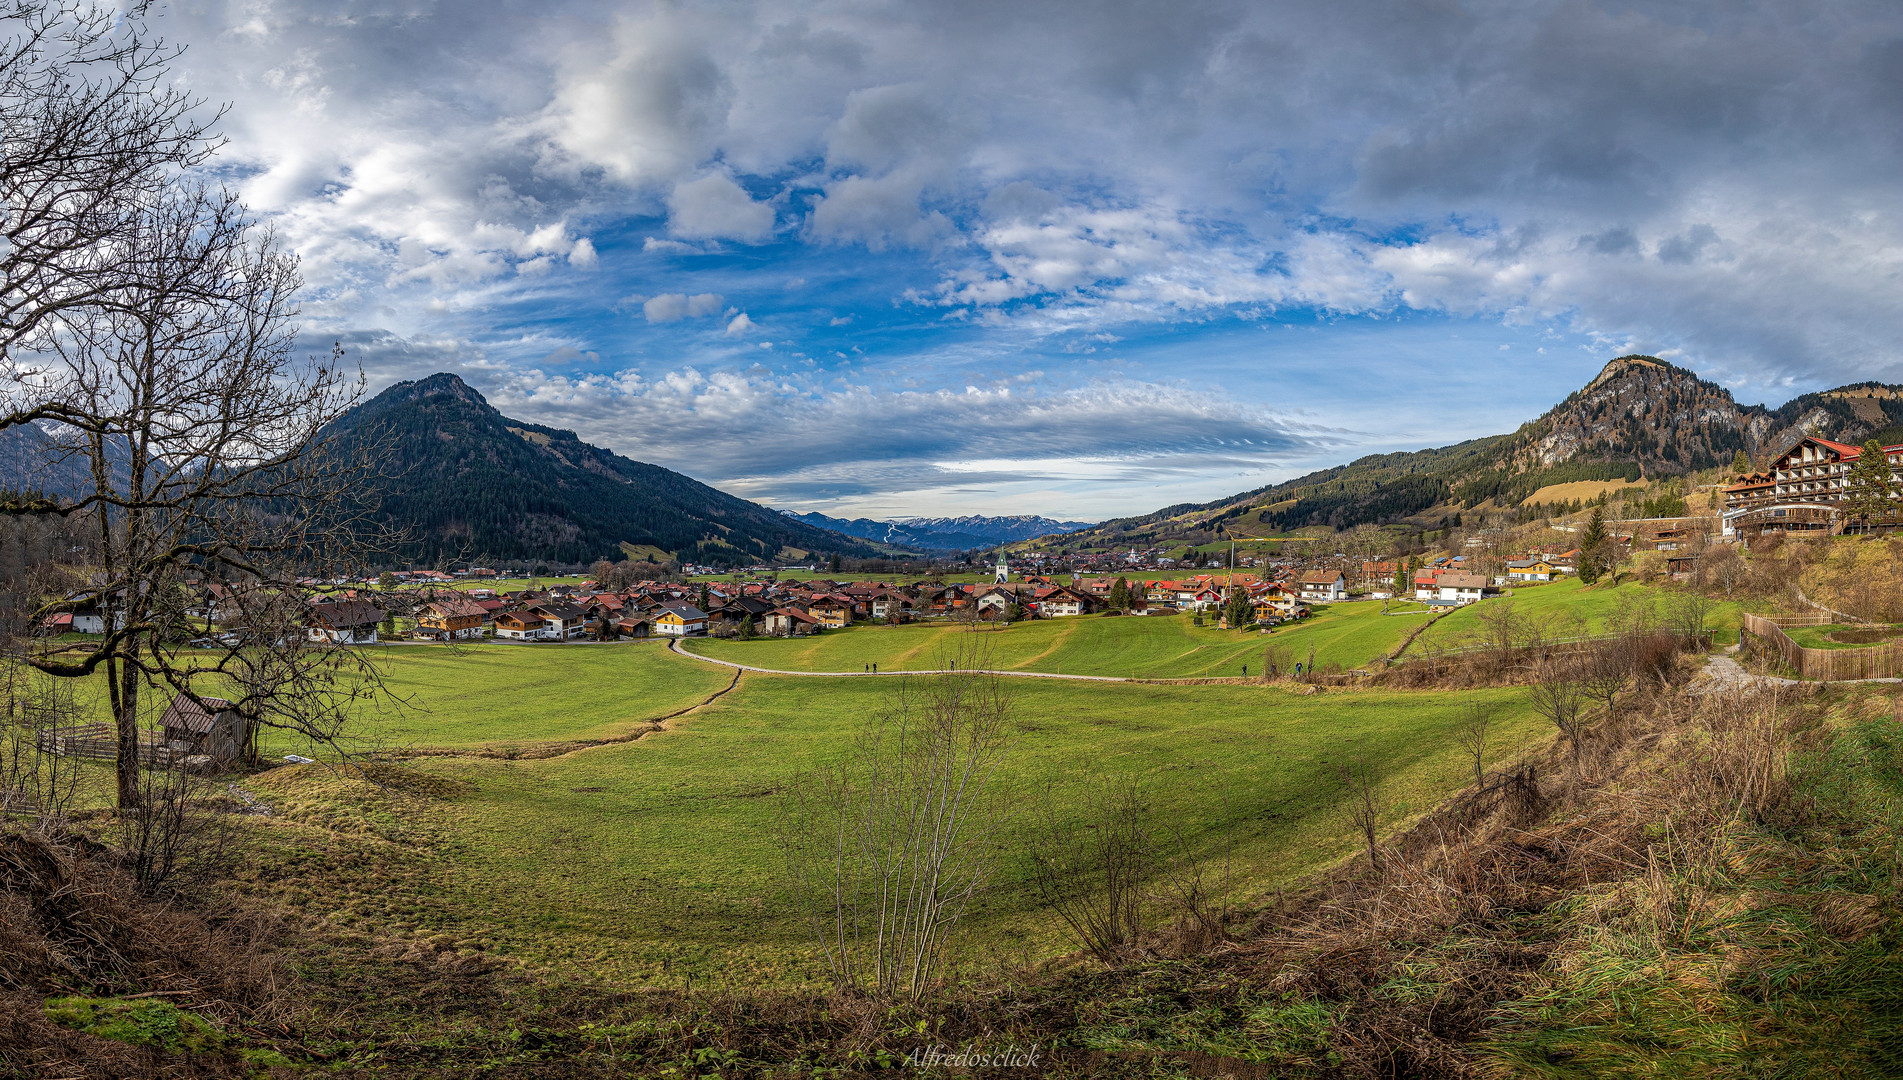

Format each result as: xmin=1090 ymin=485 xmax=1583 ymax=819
xmin=1529 ymin=657 xmax=1589 ymax=781
xmin=1472 ymin=599 xmax=1527 ymax=664
xmin=1342 ymin=755 xmax=1385 ymax=872
xmin=0 ymin=1 xmax=223 ymax=362
xmin=6 ymin=180 xmax=389 ymax=806
xmin=1456 ymin=703 xmax=1492 ymax=786
xmin=1578 ymin=638 xmax=1633 ymax=720
xmin=1026 ymin=773 xmax=1154 ymax=962
xmin=776 ymin=633 xmax=1013 ymax=1001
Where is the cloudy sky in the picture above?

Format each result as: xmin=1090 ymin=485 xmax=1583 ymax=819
xmin=162 ymin=0 xmax=1903 ymax=519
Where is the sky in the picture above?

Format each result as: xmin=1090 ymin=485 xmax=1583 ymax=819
xmin=155 ymin=0 xmax=1903 ymax=520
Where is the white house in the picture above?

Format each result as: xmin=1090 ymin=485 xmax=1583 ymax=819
xmin=653 ymin=604 xmax=710 ymax=636
xmin=306 ymin=599 xmax=385 ymax=645
xmin=1298 ymin=570 xmax=1346 ymax=602
xmin=1433 ymin=572 xmax=1488 ymax=607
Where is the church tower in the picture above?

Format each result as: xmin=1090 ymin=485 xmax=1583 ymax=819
xmin=995 ymin=554 xmax=1009 ymax=584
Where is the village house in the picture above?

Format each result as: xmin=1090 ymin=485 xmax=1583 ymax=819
xmin=866 ymin=589 xmax=914 ymax=621
xmin=528 ymin=602 xmax=591 ymax=639
xmin=653 ymin=604 xmax=710 ymax=636
xmin=306 ymin=599 xmax=385 ymax=645
xmin=1432 ymin=571 xmax=1488 ymax=607
xmin=1297 ymin=570 xmax=1347 ymax=602
xmin=612 ymin=615 xmax=653 ymax=638
xmin=1032 ymin=585 xmax=1090 ymax=617
xmin=1251 ymin=584 xmax=1305 ymax=622
xmin=494 ymin=611 xmax=551 ymax=640
xmin=806 ymin=595 xmax=854 ymax=628
xmin=1505 ymin=557 xmax=1558 ymax=582
xmin=763 ymin=606 xmax=821 ymax=636
xmin=416 ymin=596 xmax=487 ymax=640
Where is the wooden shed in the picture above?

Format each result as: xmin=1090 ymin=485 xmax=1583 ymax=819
xmin=159 ymin=695 xmax=247 ymax=765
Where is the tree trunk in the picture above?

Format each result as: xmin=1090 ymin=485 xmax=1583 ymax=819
xmin=114 ymin=648 xmax=141 ymax=808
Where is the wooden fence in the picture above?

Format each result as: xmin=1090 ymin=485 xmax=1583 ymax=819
xmin=1739 ymin=612 xmax=1903 ymax=680
xmin=36 ymin=724 xmax=195 ymax=766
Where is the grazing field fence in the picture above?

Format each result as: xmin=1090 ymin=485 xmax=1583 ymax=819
xmin=1739 ymin=612 xmax=1903 ymax=681
xmin=36 ymin=724 xmax=203 ymax=766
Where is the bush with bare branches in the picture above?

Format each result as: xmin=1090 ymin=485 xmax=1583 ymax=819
xmin=775 ymin=633 xmax=1013 ymax=1001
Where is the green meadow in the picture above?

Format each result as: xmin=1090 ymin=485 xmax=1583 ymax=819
xmin=686 ymin=602 xmax=1423 ymax=677
xmin=59 ymin=583 xmax=1715 ymax=990
xmin=241 ymin=644 xmax=1548 ymax=988
xmin=1409 ymin=576 xmax=1746 ymax=652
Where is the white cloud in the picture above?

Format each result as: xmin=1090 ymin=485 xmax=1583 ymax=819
xmin=725 ymin=312 xmax=756 ymax=335
xmin=487 ymin=365 xmax=1331 ymax=504
xmin=643 ymin=291 xmax=727 ymax=323
xmin=666 ymin=169 xmax=775 ymax=241
xmin=643 ymin=294 xmax=689 ymax=322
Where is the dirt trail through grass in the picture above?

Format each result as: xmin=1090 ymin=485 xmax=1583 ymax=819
xmin=400 ymin=666 xmax=743 ymax=761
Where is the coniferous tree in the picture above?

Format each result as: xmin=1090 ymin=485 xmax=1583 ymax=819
xmin=1844 ymin=439 xmax=1896 ymax=527
xmin=1107 ymin=576 xmax=1129 ymax=611
xmin=1578 ymin=507 xmax=1608 ymax=585
xmin=1224 ymin=589 xmax=1252 ymax=629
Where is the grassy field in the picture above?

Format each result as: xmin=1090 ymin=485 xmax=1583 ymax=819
xmin=237 ymin=644 xmax=1549 ymax=988
xmin=1408 ymin=576 xmax=1746 ymax=653
xmin=685 ymin=603 xmax=1424 ymax=677
xmin=343 ymin=641 xmax=734 ymax=751
xmin=1782 ymin=623 xmax=1903 ymax=650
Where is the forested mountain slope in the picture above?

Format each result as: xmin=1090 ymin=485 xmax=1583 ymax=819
xmin=324 ymin=373 xmax=879 ymax=567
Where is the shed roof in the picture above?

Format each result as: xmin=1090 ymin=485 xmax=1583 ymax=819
xmin=161 ymin=695 xmax=235 ymax=735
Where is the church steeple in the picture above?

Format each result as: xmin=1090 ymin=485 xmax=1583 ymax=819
xmin=995 ymin=554 xmax=1009 ymax=584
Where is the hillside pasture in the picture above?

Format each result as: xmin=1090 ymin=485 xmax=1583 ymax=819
xmin=1408 ymin=576 xmax=1742 ymax=653
xmin=235 ymin=646 xmax=1550 ymax=988
xmin=1523 ymin=478 xmax=1649 ymax=506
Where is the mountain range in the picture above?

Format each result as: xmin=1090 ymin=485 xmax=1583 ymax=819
xmin=1047 ymin=355 xmax=1903 ymax=549
xmin=781 ymin=512 xmax=1096 ymax=552
xmin=320 ymin=373 xmax=881 ymax=567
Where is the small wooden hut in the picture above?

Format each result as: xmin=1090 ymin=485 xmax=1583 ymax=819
xmin=158 ymin=695 xmax=247 ymax=765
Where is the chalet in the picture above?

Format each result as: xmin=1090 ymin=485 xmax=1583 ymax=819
xmin=1433 ymin=572 xmax=1488 ymax=607
xmin=866 ymin=589 xmax=914 ymax=621
xmin=923 ymin=585 xmax=964 ymax=614
xmin=1182 ymin=586 xmax=1223 ymax=611
xmin=1033 ymin=586 xmax=1090 ymax=617
xmin=1251 ymin=585 xmax=1305 ymax=622
xmin=1505 ymin=558 xmax=1558 ymax=582
xmin=653 ymin=604 xmax=710 ymax=636
xmin=306 ymin=599 xmax=385 ymax=645
xmin=528 ymin=602 xmax=591 ymax=639
xmin=158 ymin=694 xmax=246 ymax=765
xmin=763 ymin=607 xmax=821 ymax=636
xmin=1297 ymin=570 xmax=1346 ymax=602
xmin=494 ymin=611 xmax=551 ymax=640
xmin=416 ymin=596 xmax=487 ymax=640
xmin=807 ymin=595 xmax=854 ymax=628
xmin=1145 ymin=581 xmax=1179 ymax=605
xmin=971 ymin=585 xmax=1018 ymax=617
xmin=612 ymin=615 xmax=653 ymax=639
